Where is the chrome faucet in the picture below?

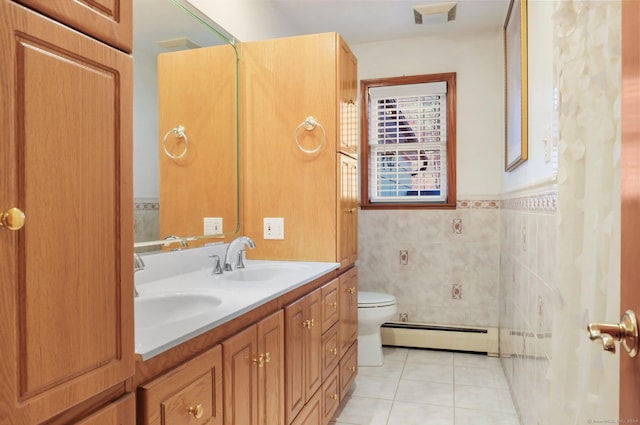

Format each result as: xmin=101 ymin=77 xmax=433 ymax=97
xmin=133 ymin=253 xmax=145 ymax=297
xmin=163 ymin=235 xmax=188 ymax=250
xmin=224 ymin=236 xmax=256 ymax=271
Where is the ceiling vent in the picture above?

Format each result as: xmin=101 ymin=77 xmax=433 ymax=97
xmin=156 ymin=36 xmax=201 ymax=51
xmin=413 ymin=2 xmax=457 ymax=25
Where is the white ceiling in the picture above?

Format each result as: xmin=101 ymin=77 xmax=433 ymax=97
xmin=269 ymin=0 xmax=511 ymax=45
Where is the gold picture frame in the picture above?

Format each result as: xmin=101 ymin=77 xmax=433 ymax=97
xmin=504 ymin=0 xmax=528 ymax=172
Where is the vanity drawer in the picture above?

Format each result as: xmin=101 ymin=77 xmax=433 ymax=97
xmin=321 ymin=324 xmax=340 ymax=381
xmin=321 ymin=278 xmax=339 ymax=333
xmin=339 ymin=341 xmax=357 ymax=401
xmin=322 ymin=367 xmax=340 ymax=424
xmin=138 ymin=345 xmax=223 ymax=425
xmin=72 ymin=393 xmax=135 ymax=425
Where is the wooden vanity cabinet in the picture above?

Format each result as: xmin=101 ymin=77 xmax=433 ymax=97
xmin=0 ymin=1 xmax=134 ymax=424
xmin=138 ymin=345 xmax=223 ymax=425
xmin=339 ymin=268 xmax=359 ymax=355
xmin=223 ymin=310 xmax=285 ymax=425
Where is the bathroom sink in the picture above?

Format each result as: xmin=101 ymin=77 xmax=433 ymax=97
xmin=223 ymin=263 xmax=310 ymax=282
xmin=135 ymin=292 xmax=223 ymax=329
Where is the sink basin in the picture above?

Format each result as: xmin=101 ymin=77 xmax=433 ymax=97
xmin=135 ymin=292 xmax=223 ymax=329
xmin=223 ymin=263 xmax=310 ymax=282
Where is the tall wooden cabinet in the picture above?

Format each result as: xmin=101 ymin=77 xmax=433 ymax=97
xmin=241 ymin=32 xmax=358 ymax=268
xmin=0 ymin=1 xmax=134 ymax=424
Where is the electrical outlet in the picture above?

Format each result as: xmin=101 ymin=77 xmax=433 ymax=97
xmin=264 ymin=217 xmax=284 ymax=240
xmin=204 ymin=217 xmax=223 ymax=236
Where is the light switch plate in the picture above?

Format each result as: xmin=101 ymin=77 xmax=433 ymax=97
xmin=264 ymin=217 xmax=284 ymax=240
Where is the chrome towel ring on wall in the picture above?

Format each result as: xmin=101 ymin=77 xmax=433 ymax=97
xmin=294 ymin=116 xmax=326 ymax=154
xmin=162 ymin=125 xmax=188 ymax=159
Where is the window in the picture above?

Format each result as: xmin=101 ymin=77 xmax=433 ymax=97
xmin=360 ymin=73 xmax=456 ymax=209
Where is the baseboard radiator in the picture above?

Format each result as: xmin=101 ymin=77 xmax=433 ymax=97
xmin=381 ymin=322 xmax=500 ymax=357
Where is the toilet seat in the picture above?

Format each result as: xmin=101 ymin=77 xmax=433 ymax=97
xmin=358 ymin=291 xmax=396 ymax=308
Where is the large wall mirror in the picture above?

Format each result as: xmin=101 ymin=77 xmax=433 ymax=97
xmin=133 ymin=0 xmax=240 ymax=252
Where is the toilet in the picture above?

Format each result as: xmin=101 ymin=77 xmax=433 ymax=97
xmin=357 ymin=291 xmax=397 ymax=366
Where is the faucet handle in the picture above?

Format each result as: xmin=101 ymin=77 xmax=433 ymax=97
xmin=236 ymin=249 xmax=246 ymax=269
xmin=134 ymin=253 xmax=145 ymax=272
xmin=210 ymin=255 xmax=223 ymax=275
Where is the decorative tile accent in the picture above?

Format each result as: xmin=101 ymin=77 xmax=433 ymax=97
xmin=457 ymin=199 xmax=500 ymax=209
xmin=452 ymin=284 xmax=462 ymax=299
xmin=135 ymin=201 xmax=159 ymax=211
xmin=399 ymin=250 xmax=409 ymax=265
xmin=452 ymin=218 xmax=462 ymax=234
xmin=500 ymin=191 xmax=557 ymax=212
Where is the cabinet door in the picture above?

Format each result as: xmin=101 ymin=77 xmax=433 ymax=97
xmin=321 ymin=278 xmax=340 ymax=333
xmin=15 ymin=0 xmax=132 ymax=52
xmin=72 ymin=394 xmax=135 ymax=425
xmin=223 ymin=326 xmax=259 ymax=425
xmin=339 ymin=342 xmax=358 ymax=401
xmin=284 ymin=296 xmax=307 ymax=423
xmin=284 ymin=288 xmax=322 ymax=424
xmin=257 ymin=311 xmax=285 ymax=425
xmin=337 ymin=154 xmax=358 ymax=269
xmin=290 ymin=391 xmax=321 ymax=425
xmin=339 ymin=268 xmax=359 ymax=355
xmin=337 ymin=37 xmax=358 ymax=156
xmin=138 ymin=345 xmax=223 ymax=425
xmin=305 ymin=289 xmax=323 ymax=402
xmin=0 ymin=2 xmax=133 ymax=424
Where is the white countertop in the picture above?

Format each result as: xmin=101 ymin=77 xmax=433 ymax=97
xmin=134 ymin=259 xmax=339 ymax=361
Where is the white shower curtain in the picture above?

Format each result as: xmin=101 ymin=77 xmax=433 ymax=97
xmin=552 ymin=1 xmax=621 ymax=424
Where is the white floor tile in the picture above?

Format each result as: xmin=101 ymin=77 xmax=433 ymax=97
xmin=331 ymin=348 xmax=518 ymax=425
xmin=402 ymin=362 xmax=454 ymax=384
xmin=332 ymin=396 xmax=393 ymax=425
xmin=454 ymin=384 xmax=515 ymax=413
xmin=455 ymin=407 xmax=520 ymax=425
xmin=406 ymin=349 xmax=454 ymax=366
xmin=352 ymin=374 xmax=400 ymax=400
xmin=358 ymin=359 xmax=405 ymax=379
xmin=394 ymin=379 xmax=454 ymax=407
xmin=386 ymin=401 xmax=454 ymax=425
xmin=454 ymin=365 xmax=509 ymax=389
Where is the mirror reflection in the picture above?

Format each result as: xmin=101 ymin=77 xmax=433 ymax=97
xmin=133 ymin=0 xmax=239 ymax=252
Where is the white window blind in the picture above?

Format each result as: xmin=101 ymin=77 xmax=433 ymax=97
xmin=368 ymin=82 xmax=447 ymax=203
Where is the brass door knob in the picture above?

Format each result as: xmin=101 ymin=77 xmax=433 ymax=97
xmin=1 ymin=208 xmax=25 ymax=230
xmin=587 ymin=310 xmax=638 ymax=357
xmin=187 ymin=403 xmax=204 ymax=419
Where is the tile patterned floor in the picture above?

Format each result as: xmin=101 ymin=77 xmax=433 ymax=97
xmin=330 ymin=347 xmax=519 ymax=425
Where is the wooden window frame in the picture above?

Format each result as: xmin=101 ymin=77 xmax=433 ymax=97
xmin=360 ymin=73 xmax=457 ymax=210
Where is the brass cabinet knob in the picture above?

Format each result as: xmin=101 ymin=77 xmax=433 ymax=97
xmin=253 ymin=354 xmax=265 ymax=368
xmin=587 ymin=310 xmax=638 ymax=357
xmin=1 ymin=207 xmax=25 ymax=230
xmin=187 ymin=403 xmax=204 ymax=419
xmin=347 ymin=287 xmax=355 ymax=294
xmin=348 ymin=366 xmax=356 ymax=372
xmin=328 ymin=301 xmax=337 ymax=309
xmin=328 ymin=347 xmax=337 ymax=355
xmin=329 ymin=393 xmax=338 ymax=400
xmin=264 ymin=352 xmax=271 ymax=363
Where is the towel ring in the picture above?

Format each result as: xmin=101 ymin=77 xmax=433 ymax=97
xmin=162 ymin=125 xmax=188 ymax=159
xmin=294 ymin=116 xmax=325 ymax=154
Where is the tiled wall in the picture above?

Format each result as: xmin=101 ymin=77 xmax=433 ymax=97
xmin=499 ymin=188 xmax=556 ymax=425
xmin=134 ymin=198 xmax=160 ymax=244
xmin=357 ymin=200 xmax=500 ymax=328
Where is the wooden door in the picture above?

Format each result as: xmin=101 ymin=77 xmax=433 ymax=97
xmin=620 ymin=0 xmax=640 ymax=419
xmin=289 ymin=391 xmax=321 ymax=425
xmin=0 ymin=2 xmax=134 ymax=424
xmin=257 ymin=311 xmax=285 ymax=425
xmin=337 ymin=155 xmax=359 ymax=269
xmin=223 ymin=325 xmax=258 ymax=425
xmin=15 ymin=0 xmax=132 ymax=52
